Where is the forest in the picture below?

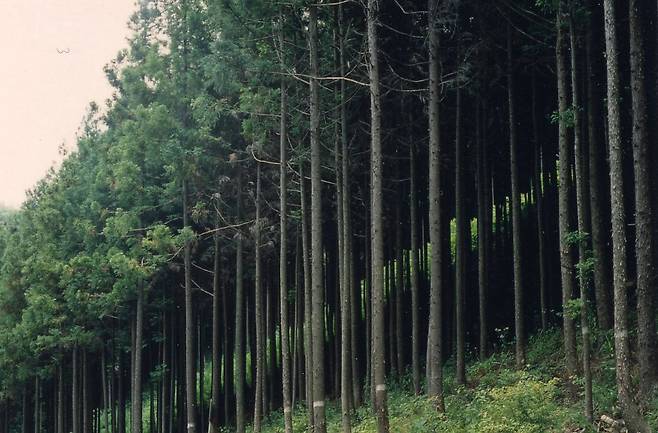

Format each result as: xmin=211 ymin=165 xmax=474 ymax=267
xmin=1 ymin=0 xmax=658 ymax=432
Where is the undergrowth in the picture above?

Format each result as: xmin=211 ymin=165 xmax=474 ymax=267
xmin=251 ymin=327 xmax=658 ymax=433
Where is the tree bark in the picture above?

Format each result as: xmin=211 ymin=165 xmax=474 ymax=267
xmin=235 ymin=167 xmax=245 ymax=433
xmin=568 ymin=6 xmax=593 ymax=420
xmin=476 ymin=97 xmax=489 ymax=360
xmin=556 ymin=2 xmax=578 ymax=375
xmin=368 ymin=1 xmax=390 ymax=431
xmin=279 ymin=11 xmax=294 ymax=430
xmin=427 ymin=0 xmax=445 ymax=411
xmin=629 ymin=0 xmax=657 ymax=401
xmin=507 ymin=26 xmax=525 ymax=369
xmin=182 ymin=179 xmax=197 ymax=433
xmin=585 ymin=0 xmax=613 ymax=331
xmin=253 ymin=163 xmax=264 ymax=433
xmin=309 ymin=6 xmax=327 ymax=433
xmin=603 ymin=0 xmax=650 ymax=430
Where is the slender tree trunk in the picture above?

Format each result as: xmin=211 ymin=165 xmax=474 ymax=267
xmin=309 ymin=6 xmax=327 ymax=433
xmin=629 ymin=0 xmax=657 ymax=401
xmin=117 ymin=354 xmax=125 ymax=433
xmin=507 ymin=26 xmax=525 ymax=369
xmin=132 ymin=286 xmax=144 ymax=433
xmin=279 ymin=12 xmax=294 ymax=430
xmin=531 ymin=72 xmax=548 ymax=331
xmin=367 ymin=1 xmax=390 ymax=431
xmin=210 ymin=197 xmax=221 ymax=433
xmin=253 ymin=164 xmax=264 ymax=433
xmin=34 ymin=376 xmax=39 ymax=433
xmin=586 ymin=0 xmax=613 ymax=331
xmin=83 ymin=351 xmax=89 ymax=433
xmin=300 ymin=164 xmax=313 ymax=429
xmin=569 ymin=6 xmax=593 ymax=421
xmin=337 ymin=6 xmax=352 ymax=431
xmin=182 ymin=179 xmax=197 ymax=433
xmin=454 ymin=83 xmax=466 ymax=384
xmin=427 ymin=0 xmax=444 ymax=411
xmin=556 ymin=2 xmax=578 ymax=375
xmin=476 ymin=97 xmax=489 ymax=360
xmin=409 ymin=133 xmax=421 ymax=393
xmin=235 ymin=167 xmax=245 ymax=433
xmin=603 ymin=1 xmax=650 ymax=430
xmin=57 ymin=365 xmax=64 ymax=433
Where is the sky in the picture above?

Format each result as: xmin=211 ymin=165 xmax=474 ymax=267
xmin=0 ymin=0 xmax=137 ymax=208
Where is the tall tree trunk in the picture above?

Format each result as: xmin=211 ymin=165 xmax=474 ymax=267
xmin=629 ymin=0 xmax=657 ymax=401
xmin=556 ymin=2 xmax=578 ymax=375
xmin=278 ymin=12 xmax=294 ymax=430
xmin=300 ymin=164 xmax=313 ymax=429
xmin=427 ymin=0 xmax=445 ymax=411
xmin=253 ymin=164 xmax=264 ymax=433
xmin=309 ymin=6 xmax=327 ymax=433
xmin=57 ymin=365 xmax=64 ymax=433
xmin=585 ymin=0 xmax=613 ymax=331
xmin=101 ymin=350 xmax=109 ymax=433
xmin=117 ymin=354 xmax=125 ymax=433
xmin=569 ymin=6 xmax=593 ymax=421
xmin=235 ymin=167 xmax=245 ymax=433
xmin=34 ymin=376 xmax=39 ymax=433
xmin=182 ymin=179 xmax=197 ymax=433
xmin=132 ymin=286 xmax=144 ymax=433
xmin=210 ymin=196 xmax=221 ymax=433
xmin=507 ymin=26 xmax=525 ymax=369
xmin=337 ymin=5 xmax=353 ymax=431
xmin=367 ymin=1 xmax=390 ymax=431
xmin=531 ymin=72 xmax=548 ymax=331
xmin=83 ymin=351 xmax=89 ymax=433
xmin=454 ymin=83 xmax=466 ymax=384
xmin=476 ymin=97 xmax=489 ymax=360
xmin=409 ymin=132 xmax=421 ymax=393
xmin=603 ymin=1 xmax=650 ymax=430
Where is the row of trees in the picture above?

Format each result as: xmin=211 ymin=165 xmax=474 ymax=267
xmin=0 ymin=0 xmax=657 ymax=432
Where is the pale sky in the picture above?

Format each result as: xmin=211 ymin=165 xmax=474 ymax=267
xmin=0 ymin=0 xmax=136 ymax=208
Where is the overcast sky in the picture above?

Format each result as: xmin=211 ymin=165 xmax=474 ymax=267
xmin=0 ymin=0 xmax=136 ymax=208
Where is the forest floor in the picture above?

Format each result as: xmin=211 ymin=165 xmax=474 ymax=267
xmin=253 ymin=328 xmax=658 ymax=433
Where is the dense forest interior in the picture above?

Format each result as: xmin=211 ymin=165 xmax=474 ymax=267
xmin=2 ymin=0 xmax=658 ymax=432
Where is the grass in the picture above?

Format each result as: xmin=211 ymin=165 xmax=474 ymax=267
xmin=252 ymin=327 xmax=658 ymax=433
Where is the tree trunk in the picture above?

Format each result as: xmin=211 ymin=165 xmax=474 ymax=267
xmin=531 ymin=72 xmax=548 ymax=331
xmin=300 ymin=164 xmax=313 ymax=430
xmin=629 ymin=0 xmax=657 ymax=402
xmin=476 ymin=97 xmax=489 ymax=360
xmin=337 ymin=5 xmax=353 ymax=431
xmin=427 ymin=0 xmax=445 ymax=411
xmin=507 ymin=26 xmax=525 ymax=369
xmin=368 ymin=1 xmax=390 ymax=431
xmin=454 ymin=83 xmax=466 ymax=384
xmin=309 ymin=6 xmax=327 ymax=433
xmin=585 ymin=0 xmax=613 ymax=331
xmin=569 ymin=6 xmax=593 ymax=420
xmin=409 ymin=131 xmax=421 ymax=393
xmin=556 ymin=2 xmax=578 ymax=375
xmin=210 ymin=198 xmax=221 ymax=433
xmin=603 ymin=0 xmax=650 ymax=430
xmin=235 ymin=167 xmax=245 ymax=433
xmin=132 ymin=285 xmax=144 ymax=433
xmin=278 ymin=12 xmax=294 ymax=429
xmin=182 ymin=179 xmax=197 ymax=433
xmin=253 ymin=163 xmax=264 ymax=433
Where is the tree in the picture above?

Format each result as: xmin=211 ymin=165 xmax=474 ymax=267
xmin=603 ymin=0 xmax=650 ymax=430
xmin=427 ymin=0 xmax=445 ymax=412
xmin=367 ymin=0 xmax=389 ymax=431
xmin=556 ymin=0 xmax=578 ymax=375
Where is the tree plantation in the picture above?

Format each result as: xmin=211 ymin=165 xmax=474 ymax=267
xmin=2 ymin=0 xmax=658 ymax=432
